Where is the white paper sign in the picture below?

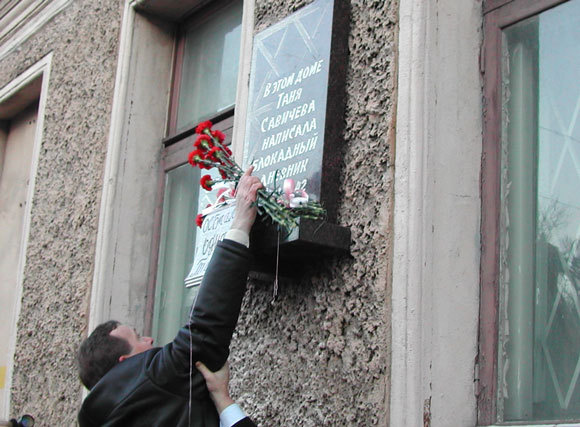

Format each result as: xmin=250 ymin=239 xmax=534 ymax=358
xmin=184 ymin=202 xmax=236 ymax=287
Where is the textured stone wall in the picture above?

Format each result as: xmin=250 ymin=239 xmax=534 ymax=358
xmin=230 ymin=0 xmax=398 ymax=424
xmin=0 ymin=0 xmax=122 ymax=423
xmin=1 ymin=0 xmax=396 ymax=424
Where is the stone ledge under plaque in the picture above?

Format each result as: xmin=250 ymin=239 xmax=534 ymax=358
xmin=249 ymin=218 xmax=350 ymax=277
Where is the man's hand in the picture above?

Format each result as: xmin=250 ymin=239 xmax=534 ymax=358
xmin=196 ymin=361 xmax=235 ymax=413
xmin=230 ymin=166 xmax=263 ymax=234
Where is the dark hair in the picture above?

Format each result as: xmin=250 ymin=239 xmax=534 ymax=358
xmin=77 ymin=320 xmax=131 ymax=390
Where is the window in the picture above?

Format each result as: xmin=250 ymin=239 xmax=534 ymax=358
xmin=173 ymin=0 xmax=242 ymax=132
xmin=0 ymin=101 xmax=38 ymax=418
xmin=480 ymin=0 xmax=580 ymax=423
xmin=0 ymin=56 xmax=49 ymax=417
xmin=151 ymin=0 xmax=243 ymax=345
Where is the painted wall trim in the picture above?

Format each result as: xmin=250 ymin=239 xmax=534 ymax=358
xmin=0 ymin=52 xmax=53 ymax=418
xmin=89 ymin=0 xmax=136 ymax=334
xmin=232 ymin=0 xmax=254 ymax=161
xmin=391 ymin=0 xmax=482 ymax=425
xmin=0 ymin=0 xmax=71 ymax=61
xmin=391 ymin=1 xmax=432 ymax=423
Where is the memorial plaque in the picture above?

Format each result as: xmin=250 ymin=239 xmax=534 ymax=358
xmin=244 ymin=0 xmax=348 ymax=221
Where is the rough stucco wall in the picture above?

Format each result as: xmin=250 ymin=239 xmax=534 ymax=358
xmin=230 ymin=0 xmax=397 ymax=425
xmin=0 ymin=0 xmax=122 ymax=423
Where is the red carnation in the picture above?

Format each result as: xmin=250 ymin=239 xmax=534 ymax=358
xmin=219 ymin=169 xmax=228 ymax=180
xmin=194 ymin=134 xmax=212 ymax=150
xmin=211 ymin=130 xmax=226 ymax=143
xmin=200 ymin=174 xmax=214 ymax=191
xmin=224 ymin=146 xmax=232 ymax=156
xmin=188 ymin=149 xmax=204 ymax=167
xmin=195 ymin=120 xmax=213 ymax=134
xmin=195 ymin=213 xmax=204 ymax=228
xmin=206 ymin=146 xmax=222 ymax=162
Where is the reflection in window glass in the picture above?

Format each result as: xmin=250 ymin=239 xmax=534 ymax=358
xmin=176 ymin=1 xmax=243 ymax=130
xmin=498 ymin=0 xmax=580 ymax=422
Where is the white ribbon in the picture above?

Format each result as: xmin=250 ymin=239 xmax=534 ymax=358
xmin=282 ymin=178 xmax=309 ymax=208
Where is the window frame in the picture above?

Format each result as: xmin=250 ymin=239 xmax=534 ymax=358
xmin=144 ymin=0 xmax=241 ymax=336
xmin=478 ymin=0 xmax=572 ymax=424
xmin=166 ymin=0 xmax=240 ymax=138
xmin=144 ymin=116 xmax=234 ymax=334
xmin=89 ymin=0 xmax=253 ymax=342
xmin=0 ymin=53 xmax=51 ymax=417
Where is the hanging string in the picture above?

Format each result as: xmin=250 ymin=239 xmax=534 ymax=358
xmin=271 ymin=229 xmax=280 ymax=305
xmin=188 ymin=291 xmax=199 ymax=427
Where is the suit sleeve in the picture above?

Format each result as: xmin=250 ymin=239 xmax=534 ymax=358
xmin=170 ymin=239 xmax=253 ymax=371
xmin=232 ymin=417 xmax=257 ymax=427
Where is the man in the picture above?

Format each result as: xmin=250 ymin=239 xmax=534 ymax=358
xmin=77 ymin=167 xmax=262 ymax=426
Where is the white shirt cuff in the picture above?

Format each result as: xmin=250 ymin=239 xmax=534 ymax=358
xmin=219 ymin=403 xmax=246 ymax=427
xmin=225 ymin=228 xmax=250 ymax=248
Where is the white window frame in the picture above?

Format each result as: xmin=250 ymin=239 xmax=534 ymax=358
xmin=0 ymin=53 xmax=52 ymax=418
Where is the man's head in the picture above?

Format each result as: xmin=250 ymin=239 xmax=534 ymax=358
xmin=77 ymin=320 xmax=154 ymax=390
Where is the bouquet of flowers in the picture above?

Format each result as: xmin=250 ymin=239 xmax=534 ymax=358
xmin=188 ymin=120 xmax=325 ymax=231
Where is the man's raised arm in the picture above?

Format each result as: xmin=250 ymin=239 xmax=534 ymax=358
xmin=171 ymin=167 xmax=263 ymax=371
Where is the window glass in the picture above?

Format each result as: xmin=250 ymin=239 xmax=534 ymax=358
xmin=176 ymin=0 xmax=243 ymax=131
xmin=153 ymin=159 xmax=232 ymax=345
xmin=153 ymin=1 xmax=241 ymax=345
xmin=152 ymin=164 xmax=199 ymax=345
xmin=498 ymin=0 xmax=580 ymax=421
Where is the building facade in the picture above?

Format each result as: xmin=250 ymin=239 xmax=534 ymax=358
xmin=0 ymin=0 xmax=578 ymax=425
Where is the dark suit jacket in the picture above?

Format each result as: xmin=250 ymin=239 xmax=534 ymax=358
xmin=78 ymin=240 xmax=256 ymax=426
xmin=232 ymin=417 xmax=256 ymax=426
